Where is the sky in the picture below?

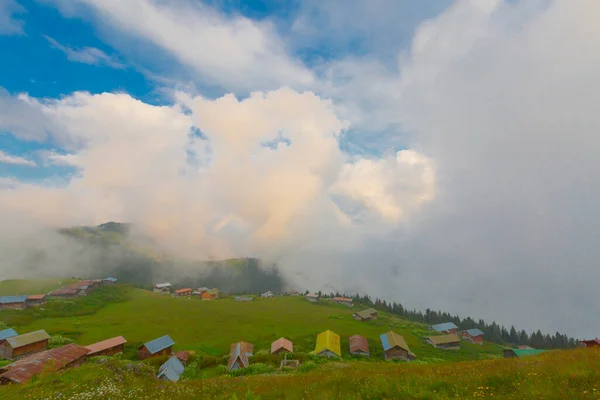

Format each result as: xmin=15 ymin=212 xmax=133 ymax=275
xmin=1 ymin=0 xmax=599 ymax=338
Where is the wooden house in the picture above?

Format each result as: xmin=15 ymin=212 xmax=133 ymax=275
xmin=314 ymin=330 xmax=341 ymax=358
xmin=305 ymin=293 xmax=319 ymax=302
xmin=0 ymin=329 xmax=18 ymax=347
xmin=503 ymin=348 xmax=546 ymax=358
xmin=271 ymin=338 xmax=293 ymax=355
xmin=0 ymin=330 xmax=50 ymax=360
xmin=102 ymin=277 xmax=118 ymax=284
xmin=461 ymin=329 xmax=484 ymax=344
xmin=353 ymin=308 xmax=378 ymax=321
xmin=157 ymin=356 xmax=185 ymax=382
xmin=201 ymin=288 xmax=219 ymax=300
xmin=431 ymin=322 xmax=459 ymax=334
xmin=0 ymin=344 xmax=89 ymax=384
xmin=228 ymin=343 xmax=249 ymax=371
xmin=138 ymin=335 xmax=175 ymax=360
xmin=175 ymin=350 xmax=190 ymax=364
xmin=0 ymin=296 xmax=28 ymax=310
xmin=26 ymin=295 xmax=46 ymax=307
xmin=174 ymin=288 xmax=192 ymax=297
xmin=153 ymin=283 xmax=171 ymax=294
xmin=349 ymin=335 xmax=370 ymax=357
xmin=230 ymin=341 xmax=253 ymax=357
xmin=85 ymin=336 xmax=127 ymax=357
xmin=332 ymin=297 xmax=354 ymax=307
xmin=380 ymin=331 xmax=416 ymax=361
xmin=580 ymin=339 xmax=600 ymax=348
xmin=425 ymin=334 xmax=461 ymax=350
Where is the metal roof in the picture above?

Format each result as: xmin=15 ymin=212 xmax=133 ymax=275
xmin=27 ymin=295 xmax=46 ymax=300
xmin=349 ymin=335 xmax=369 ymax=354
xmin=271 ymin=337 xmax=293 ymax=354
xmin=140 ymin=335 xmax=175 ymax=354
xmin=426 ymin=334 xmax=461 ymax=346
xmin=6 ymin=330 xmax=50 ymax=349
xmin=157 ymin=356 xmax=185 ymax=382
xmin=0 ymin=328 xmax=18 ymax=341
xmin=0 ymin=296 xmax=28 ymax=304
xmin=227 ymin=343 xmax=249 ymax=370
xmin=197 ymin=287 xmax=209 ymax=292
xmin=206 ymin=288 xmax=220 ymax=295
xmin=84 ymin=336 xmax=127 ymax=355
xmin=380 ymin=331 xmax=411 ymax=353
xmin=0 ymin=344 xmax=88 ymax=383
xmin=431 ymin=322 xmax=458 ymax=332
xmin=175 ymin=350 xmax=190 ymax=362
xmin=154 ymin=283 xmax=171 ymax=288
xmin=465 ymin=328 xmax=484 ymax=337
xmin=305 ymin=293 xmax=319 ymax=298
xmin=506 ymin=348 xmax=546 ymax=357
xmin=580 ymin=339 xmax=600 ymax=346
xmin=333 ymin=297 xmax=353 ymax=302
xmin=103 ymin=277 xmax=118 ymax=282
xmin=230 ymin=341 xmax=253 ymax=356
xmin=174 ymin=288 xmax=192 ymax=294
xmin=314 ymin=330 xmax=341 ymax=357
xmin=355 ymin=308 xmax=378 ymax=319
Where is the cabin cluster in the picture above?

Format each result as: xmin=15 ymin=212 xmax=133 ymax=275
xmin=419 ymin=322 xmax=486 ymax=350
xmin=305 ymin=294 xmax=355 ymax=307
xmin=0 ymin=278 xmax=117 ymax=311
xmin=152 ymin=284 xmax=220 ymax=300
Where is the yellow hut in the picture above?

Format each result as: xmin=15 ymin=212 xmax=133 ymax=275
xmin=313 ymin=330 xmax=341 ymax=358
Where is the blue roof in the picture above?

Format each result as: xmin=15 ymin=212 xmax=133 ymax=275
xmin=0 ymin=328 xmax=18 ymax=341
xmin=104 ymin=277 xmax=118 ymax=282
xmin=431 ymin=322 xmax=458 ymax=332
xmin=466 ymin=328 xmax=484 ymax=337
xmin=0 ymin=296 xmax=28 ymax=304
xmin=157 ymin=356 xmax=184 ymax=382
xmin=142 ymin=335 xmax=175 ymax=354
xmin=380 ymin=333 xmax=392 ymax=351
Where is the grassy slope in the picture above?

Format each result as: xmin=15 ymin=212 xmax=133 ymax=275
xmin=4 ymin=287 xmax=502 ymax=362
xmin=0 ymin=279 xmax=76 ymax=296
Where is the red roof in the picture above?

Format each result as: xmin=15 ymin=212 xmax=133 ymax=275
xmin=175 ymin=288 xmax=192 ymax=294
xmin=271 ymin=337 xmax=293 ymax=354
xmin=84 ymin=336 xmax=127 ymax=355
xmin=333 ymin=297 xmax=353 ymax=302
xmin=580 ymin=339 xmax=600 ymax=346
xmin=175 ymin=350 xmax=190 ymax=362
xmin=0 ymin=344 xmax=88 ymax=383
xmin=27 ymin=295 xmax=46 ymax=300
xmin=349 ymin=335 xmax=369 ymax=354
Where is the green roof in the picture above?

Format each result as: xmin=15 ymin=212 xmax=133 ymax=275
xmin=356 ymin=308 xmax=377 ymax=319
xmin=509 ymin=348 xmax=546 ymax=357
xmin=6 ymin=330 xmax=50 ymax=348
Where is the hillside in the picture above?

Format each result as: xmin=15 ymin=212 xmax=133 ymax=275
xmin=0 ymin=284 xmax=598 ymax=399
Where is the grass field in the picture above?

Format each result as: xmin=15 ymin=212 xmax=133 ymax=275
xmin=1 ymin=281 xmax=599 ymax=399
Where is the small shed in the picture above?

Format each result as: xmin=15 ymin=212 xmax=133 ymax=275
xmin=0 ymin=330 xmax=50 ymax=360
xmin=305 ymin=293 xmax=319 ymax=302
xmin=353 ymin=308 xmax=378 ymax=321
xmin=461 ymin=329 xmax=484 ymax=344
xmin=332 ymin=297 xmax=354 ymax=307
xmin=85 ymin=336 xmax=127 ymax=357
xmin=503 ymin=348 xmax=546 ymax=358
xmin=230 ymin=341 xmax=253 ymax=357
xmin=102 ymin=277 xmax=118 ymax=284
xmin=0 ymin=296 xmax=28 ymax=310
xmin=175 ymin=350 xmax=190 ymax=364
xmin=0 ymin=343 xmax=89 ymax=384
xmin=228 ymin=343 xmax=249 ymax=371
xmin=26 ymin=295 xmax=46 ymax=307
xmin=380 ymin=331 xmax=416 ymax=361
xmin=425 ymin=334 xmax=461 ymax=350
xmin=138 ymin=335 xmax=175 ymax=360
xmin=271 ymin=338 xmax=293 ymax=355
xmin=580 ymin=339 xmax=600 ymax=348
xmin=349 ymin=335 xmax=370 ymax=357
xmin=0 ymin=329 xmax=18 ymax=346
xmin=201 ymin=289 xmax=219 ymax=300
xmin=157 ymin=355 xmax=185 ymax=382
xmin=431 ymin=322 xmax=459 ymax=334
xmin=314 ymin=330 xmax=341 ymax=358
xmin=153 ymin=283 xmax=171 ymax=294
xmin=174 ymin=288 xmax=192 ymax=296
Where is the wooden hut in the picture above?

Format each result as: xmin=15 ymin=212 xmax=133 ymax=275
xmin=230 ymin=341 xmax=253 ymax=357
xmin=138 ymin=335 xmax=175 ymax=360
xmin=349 ymin=335 xmax=370 ymax=357
xmin=380 ymin=331 xmax=416 ymax=361
xmin=503 ymin=348 xmax=546 ymax=358
xmin=201 ymin=289 xmax=219 ymax=300
xmin=431 ymin=322 xmax=459 ymax=334
xmin=0 ymin=329 xmax=18 ymax=347
xmin=580 ymin=339 xmax=600 ymax=348
xmin=175 ymin=350 xmax=190 ymax=364
xmin=228 ymin=343 xmax=249 ymax=371
xmin=26 ymin=295 xmax=46 ymax=307
xmin=461 ymin=329 xmax=484 ymax=344
xmin=353 ymin=308 xmax=378 ymax=321
xmin=102 ymin=277 xmax=118 ymax=284
xmin=157 ymin=356 xmax=185 ymax=382
xmin=332 ymin=297 xmax=354 ymax=307
xmin=153 ymin=283 xmax=171 ymax=294
xmin=0 ymin=344 xmax=88 ymax=384
xmin=0 ymin=330 xmax=50 ymax=360
xmin=425 ymin=334 xmax=461 ymax=350
xmin=174 ymin=288 xmax=192 ymax=296
xmin=0 ymin=296 xmax=28 ymax=310
xmin=314 ymin=330 xmax=341 ymax=358
xmin=85 ymin=336 xmax=127 ymax=357
xmin=305 ymin=293 xmax=319 ymax=302
xmin=271 ymin=338 xmax=293 ymax=355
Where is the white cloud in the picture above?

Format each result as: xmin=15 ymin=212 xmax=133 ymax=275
xmin=50 ymin=0 xmax=314 ymax=92
xmin=44 ymin=36 xmax=125 ymax=69
xmin=0 ymin=0 xmax=25 ymax=35
xmin=0 ymin=150 xmax=36 ymax=167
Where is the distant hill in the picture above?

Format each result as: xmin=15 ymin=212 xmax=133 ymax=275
xmin=57 ymin=222 xmax=284 ymax=293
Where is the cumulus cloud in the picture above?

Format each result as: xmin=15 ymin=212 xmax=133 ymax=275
xmin=44 ymin=35 xmax=126 ymax=69
xmin=0 ymin=0 xmax=25 ymax=35
xmin=0 ymin=150 xmax=36 ymax=166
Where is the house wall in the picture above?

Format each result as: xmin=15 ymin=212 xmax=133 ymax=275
xmin=385 ymin=347 xmax=409 ymax=361
xmin=6 ymin=339 xmax=49 ymax=359
xmin=443 ymin=328 xmax=459 ymax=334
xmin=201 ymin=293 xmax=216 ymax=300
xmin=0 ymin=302 xmax=27 ymax=310
xmin=153 ymin=288 xmax=170 ymax=294
xmin=471 ymin=336 xmax=484 ymax=344
xmin=138 ymin=345 xmax=172 ymax=360
xmin=89 ymin=344 xmax=124 ymax=357
xmin=27 ymin=300 xmax=45 ymax=307
xmin=350 ymin=350 xmax=369 ymax=357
